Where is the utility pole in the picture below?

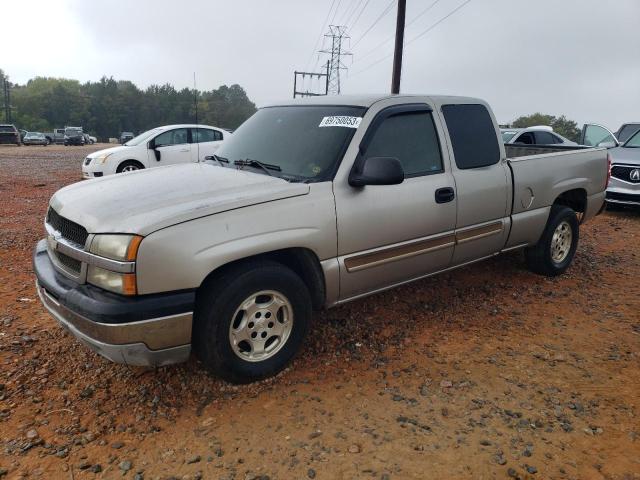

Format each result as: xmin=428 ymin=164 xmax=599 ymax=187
xmin=320 ymin=26 xmax=352 ymax=95
xmin=293 ymin=61 xmax=331 ymax=98
xmin=391 ymin=0 xmax=407 ymax=94
xmin=2 ymin=76 xmax=11 ymax=123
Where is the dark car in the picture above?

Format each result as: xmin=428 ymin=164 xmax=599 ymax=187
xmin=0 ymin=124 xmax=21 ymax=146
xmin=120 ymin=131 xmax=134 ymax=144
xmin=23 ymin=132 xmax=49 ymax=146
xmin=64 ymin=127 xmax=85 ymax=146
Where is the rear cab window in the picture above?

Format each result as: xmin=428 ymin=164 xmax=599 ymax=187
xmin=441 ymin=104 xmax=500 ymax=169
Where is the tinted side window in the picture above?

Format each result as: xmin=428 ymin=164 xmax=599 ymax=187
xmin=618 ymin=125 xmax=640 ymax=143
xmin=515 ymin=132 xmax=534 ymax=144
xmin=193 ymin=128 xmax=217 ymax=143
xmin=364 ymin=111 xmax=443 ymax=177
xmin=442 ymin=104 xmax=500 ymax=169
xmin=155 ymin=128 xmax=188 ymax=146
xmin=534 ymin=131 xmax=556 ymax=144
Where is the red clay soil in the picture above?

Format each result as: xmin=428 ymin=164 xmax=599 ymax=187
xmin=0 ymin=145 xmax=639 ymax=480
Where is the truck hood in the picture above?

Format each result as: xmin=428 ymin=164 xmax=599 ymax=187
xmin=50 ymin=164 xmax=310 ymax=235
xmin=609 ymin=146 xmax=640 ymax=165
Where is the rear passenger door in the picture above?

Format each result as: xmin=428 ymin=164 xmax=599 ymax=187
xmin=335 ymin=102 xmax=457 ymax=300
xmin=439 ymin=103 xmax=510 ymax=265
xmin=190 ymin=128 xmax=225 ymax=162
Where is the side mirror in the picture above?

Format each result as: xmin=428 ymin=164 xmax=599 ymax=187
xmin=349 ymin=156 xmax=404 ymax=187
xmin=598 ymin=141 xmax=618 ymax=149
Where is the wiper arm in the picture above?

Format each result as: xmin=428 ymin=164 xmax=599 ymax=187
xmin=233 ymin=158 xmax=281 ymax=177
xmin=204 ymin=154 xmax=229 ymax=166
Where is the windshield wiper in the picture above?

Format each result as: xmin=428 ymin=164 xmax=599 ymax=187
xmin=204 ymin=154 xmax=230 ymax=166
xmin=234 ymin=158 xmax=281 ymax=177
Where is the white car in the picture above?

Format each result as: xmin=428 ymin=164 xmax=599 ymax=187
xmin=82 ymin=124 xmax=229 ymax=178
xmin=501 ymin=126 xmax=576 ymax=146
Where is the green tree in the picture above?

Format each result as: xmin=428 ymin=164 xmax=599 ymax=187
xmin=5 ymin=72 xmax=256 ymax=140
xmin=511 ymin=112 xmax=581 ymax=142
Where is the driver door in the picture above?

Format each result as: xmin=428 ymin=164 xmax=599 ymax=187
xmin=149 ymin=128 xmax=192 ymax=165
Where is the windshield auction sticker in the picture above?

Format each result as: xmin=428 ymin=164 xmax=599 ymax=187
xmin=319 ymin=116 xmax=362 ymax=128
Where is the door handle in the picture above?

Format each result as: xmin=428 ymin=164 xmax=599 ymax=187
xmin=179 ymin=148 xmax=189 ymax=152
xmin=435 ymin=187 xmax=455 ymax=204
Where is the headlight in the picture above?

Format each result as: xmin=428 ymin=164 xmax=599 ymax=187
xmin=87 ymin=265 xmax=137 ymax=295
xmin=90 ymin=234 xmax=142 ymax=261
xmin=94 ymin=152 xmax=113 ymax=164
xmin=87 ymin=234 xmax=142 ymax=295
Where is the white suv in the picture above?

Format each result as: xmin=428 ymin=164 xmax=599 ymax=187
xmin=82 ymin=124 xmax=229 ymax=178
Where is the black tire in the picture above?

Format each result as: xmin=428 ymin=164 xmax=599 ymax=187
xmin=193 ymin=260 xmax=312 ymax=384
xmin=525 ymin=205 xmax=579 ymax=277
xmin=116 ymin=160 xmax=144 ymax=173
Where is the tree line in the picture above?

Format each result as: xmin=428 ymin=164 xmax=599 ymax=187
xmin=0 ymin=69 xmax=257 ymax=141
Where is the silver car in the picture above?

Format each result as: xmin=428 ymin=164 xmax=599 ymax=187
xmin=501 ymin=126 xmax=576 ymax=146
xmin=582 ymin=124 xmax=640 ymax=206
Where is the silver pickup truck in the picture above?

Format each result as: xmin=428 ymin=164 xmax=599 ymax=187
xmin=33 ymin=95 xmax=608 ymax=383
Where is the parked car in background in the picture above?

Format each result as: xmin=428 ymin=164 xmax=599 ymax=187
xmin=582 ymin=123 xmax=640 ymax=207
xmin=44 ymin=129 xmax=66 ymax=145
xmin=19 ymin=129 xmax=28 ymax=142
xmin=37 ymin=94 xmax=607 ymax=382
xmin=89 ymin=135 xmax=97 ymax=144
xmin=501 ymin=126 xmax=576 ymax=146
xmin=120 ymin=132 xmax=134 ymax=144
xmin=0 ymin=124 xmax=21 ymax=145
xmin=615 ymin=123 xmax=640 ymax=143
xmin=64 ymin=127 xmax=85 ymax=146
xmin=22 ymin=132 xmax=49 ymax=146
xmin=82 ymin=124 xmax=229 ymax=177
xmin=83 ymin=133 xmax=95 ymax=145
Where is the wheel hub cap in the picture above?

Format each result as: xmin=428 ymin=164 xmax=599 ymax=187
xmin=550 ymin=220 xmax=572 ymax=263
xmin=228 ymin=290 xmax=293 ymax=362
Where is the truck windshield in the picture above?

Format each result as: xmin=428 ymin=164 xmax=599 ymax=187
xmin=125 ymin=128 xmax=162 ymax=146
xmin=215 ymin=105 xmax=366 ymax=182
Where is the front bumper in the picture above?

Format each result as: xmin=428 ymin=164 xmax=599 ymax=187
xmin=33 ymin=240 xmax=195 ymax=366
xmin=606 ymin=175 xmax=640 ymax=206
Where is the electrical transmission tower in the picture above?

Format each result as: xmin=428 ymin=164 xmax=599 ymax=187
xmin=319 ymin=25 xmax=352 ymax=95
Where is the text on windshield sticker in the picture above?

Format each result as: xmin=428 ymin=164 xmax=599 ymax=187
xmin=319 ymin=116 xmax=362 ymax=128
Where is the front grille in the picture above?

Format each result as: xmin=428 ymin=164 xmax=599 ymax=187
xmin=55 ymin=251 xmax=82 ymax=274
xmin=611 ymin=165 xmax=640 ymax=183
xmin=84 ymin=157 xmax=92 ymax=166
xmin=606 ymin=191 xmax=640 ymax=204
xmin=46 ymin=208 xmax=88 ymax=246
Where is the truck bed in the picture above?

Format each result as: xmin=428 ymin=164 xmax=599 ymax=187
xmin=504 ymin=145 xmax=608 ymax=249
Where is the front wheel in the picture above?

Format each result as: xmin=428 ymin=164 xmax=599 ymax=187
xmin=193 ymin=261 xmax=312 ymax=383
xmin=525 ymin=205 xmax=579 ymax=276
xmin=116 ymin=160 xmax=144 ymax=173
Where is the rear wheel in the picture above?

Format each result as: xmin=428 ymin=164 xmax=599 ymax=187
xmin=525 ymin=205 xmax=579 ymax=276
xmin=116 ymin=160 xmax=144 ymax=173
xmin=193 ymin=261 xmax=312 ymax=383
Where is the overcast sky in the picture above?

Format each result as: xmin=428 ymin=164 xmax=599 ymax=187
xmin=4 ymin=0 xmax=639 ymax=128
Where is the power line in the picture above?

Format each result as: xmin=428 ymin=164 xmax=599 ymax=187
xmin=305 ymin=0 xmax=338 ymax=71
xmin=349 ymin=0 xmax=371 ymax=31
xmin=353 ymin=0 xmax=444 ymax=64
xmin=350 ymin=0 xmax=472 ymax=77
xmin=351 ymin=0 xmax=396 ymax=48
xmin=343 ymin=0 xmax=365 ymax=26
xmin=330 ymin=0 xmax=343 ymax=25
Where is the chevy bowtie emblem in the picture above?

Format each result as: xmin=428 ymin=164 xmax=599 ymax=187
xmin=631 ymin=169 xmax=640 ymax=181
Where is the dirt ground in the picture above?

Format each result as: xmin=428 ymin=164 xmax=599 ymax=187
xmin=0 ymin=144 xmax=639 ymax=480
